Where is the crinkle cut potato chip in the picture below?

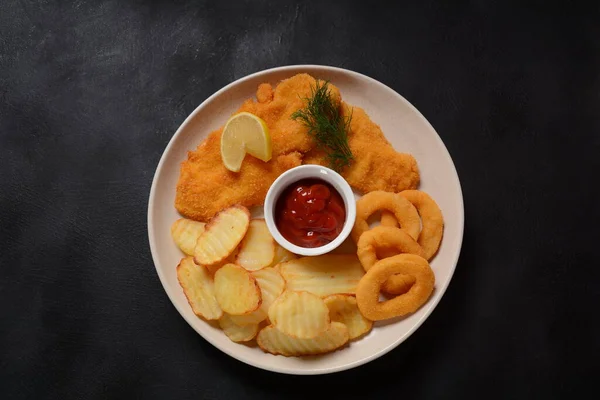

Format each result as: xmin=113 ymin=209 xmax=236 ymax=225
xmin=202 ymin=246 xmax=241 ymax=276
xmin=257 ymin=322 xmax=349 ymax=357
xmin=219 ymin=313 xmax=259 ymax=342
xmin=194 ymin=205 xmax=250 ymax=266
xmin=268 ymin=244 xmax=297 ymax=268
xmin=176 ymin=257 xmax=222 ymax=320
xmin=228 ymin=309 xmax=267 ymax=326
xmin=268 ymin=291 xmax=330 ymax=339
xmin=171 ymin=218 xmax=206 ymax=256
xmin=279 ymin=254 xmax=365 ymax=297
xmin=226 ymin=267 xmax=285 ymax=325
xmin=214 ymin=263 xmax=262 ymax=315
xmin=236 ymin=219 xmax=275 ymax=271
xmin=252 ymin=267 xmax=286 ymax=316
xmin=324 ymin=294 xmax=373 ymax=340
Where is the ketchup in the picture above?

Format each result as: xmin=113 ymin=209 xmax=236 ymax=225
xmin=275 ymin=179 xmax=346 ymax=248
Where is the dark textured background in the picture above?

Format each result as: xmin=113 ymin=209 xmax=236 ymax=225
xmin=1 ymin=0 xmax=599 ymax=398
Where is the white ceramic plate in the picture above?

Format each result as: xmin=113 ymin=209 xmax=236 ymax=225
xmin=147 ymin=65 xmax=464 ymax=375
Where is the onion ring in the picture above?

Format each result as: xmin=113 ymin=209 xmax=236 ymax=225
xmin=380 ymin=191 xmax=444 ymax=260
xmin=351 ymin=191 xmax=420 ymax=243
xmin=380 ymin=211 xmax=398 ymax=228
xmin=399 ymin=191 xmax=444 ymax=260
xmin=380 ymin=253 xmax=431 ymax=295
xmin=381 ymin=274 xmax=415 ymax=296
xmin=357 ymin=226 xmax=425 ymax=271
xmin=355 ymin=254 xmax=435 ymax=320
xmin=375 ymin=215 xmax=401 ymax=259
xmin=357 ymin=226 xmax=425 ymax=294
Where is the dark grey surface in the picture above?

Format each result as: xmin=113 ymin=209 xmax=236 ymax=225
xmin=1 ymin=0 xmax=599 ymax=398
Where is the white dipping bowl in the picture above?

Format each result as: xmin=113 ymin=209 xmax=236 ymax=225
xmin=264 ymin=165 xmax=357 ymax=256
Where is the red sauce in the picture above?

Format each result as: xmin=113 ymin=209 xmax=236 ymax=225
xmin=275 ymin=179 xmax=346 ymax=248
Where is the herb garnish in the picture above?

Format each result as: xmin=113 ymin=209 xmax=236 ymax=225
xmin=291 ymin=80 xmax=353 ymax=171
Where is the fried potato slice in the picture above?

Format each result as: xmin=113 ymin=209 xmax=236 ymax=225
xmin=236 ymin=219 xmax=275 ymax=271
xmin=202 ymin=246 xmax=240 ymax=275
xmin=171 ymin=219 xmax=206 ymax=256
xmin=252 ymin=267 xmax=286 ymax=315
xmin=324 ymin=294 xmax=373 ymax=340
xmin=214 ymin=264 xmax=262 ymax=315
xmin=228 ymin=309 xmax=267 ymax=326
xmin=279 ymin=254 xmax=365 ymax=297
xmin=226 ymin=267 xmax=286 ymax=325
xmin=176 ymin=257 xmax=222 ymax=320
xmin=194 ymin=206 xmax=250 ymax=266
xmin=205 ymin=262 xmax=225 ymax=276
xmin=268 ymin=244 xmax=297 ymax=268
xmin=219 ymin=313 xmax=259 ymax=342
xmin=268 ymin=291 xmax=330 ymax=339
xmin=257 ymin=322 xmax=349 ymax=356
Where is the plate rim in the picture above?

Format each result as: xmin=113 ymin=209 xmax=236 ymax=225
xmin=147 ymin=64 xmax=465 ymax=375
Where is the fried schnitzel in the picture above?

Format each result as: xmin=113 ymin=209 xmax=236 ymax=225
xmin=175 ymin=74 xmax=419 ymax=222
xmin=175 ymin=131 xmax=302 ymax=221
xmin=175 ymin=74 xmax=325 ymax=221
xmin=303 ymin=104 xmax=420 ymax=194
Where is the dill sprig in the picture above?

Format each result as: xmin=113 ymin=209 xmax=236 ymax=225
xmin=291 ymin=80 xmax=353 ymax=171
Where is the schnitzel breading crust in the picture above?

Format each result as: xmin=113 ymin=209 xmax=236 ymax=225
xmin=175 ymin=74 xmax=419 ymax=222
xmin=303 ymin=104 xmax=420 ymax=194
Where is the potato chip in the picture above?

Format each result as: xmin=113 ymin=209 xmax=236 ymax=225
xmin=171 ymin=219 xmax=206 ymax=256
xmin=236 ymin=219 xmax=275 ymax=271
xmin=214 ymin=264 xmax=261 ymax=315
xmin=204 ymin=259 xmax=230 ymax=277
xmin=204 ymin=260 xmax=226 ymax=276
xmin=279 ymin=254 xmax=365 ymax=297
xmin=324 ymin=294 xmax=373 ymax=340
xmin=203 ymin=246 xmax=240 ymax=275
xmin=194 ymin=206 xmax=250 ymax=266
xmin=227 ymin=267 xmax=285 ymax=326
xmin=176 ymin=257 xmax=222 ymax=320
xmin=257 ymin=322 xmax=349 ymax=356
xmin=268 ymin=244 xmax=297 ymax=268
xmin=219 ymin=313 xmax=259 ymax=342
xmin=268 ymin=291 xmax=330 ymax=339
xmin=228 ymin=309 xmax=267 ymax=326
xmin=252 ymin=267 xmax=286 ymax=316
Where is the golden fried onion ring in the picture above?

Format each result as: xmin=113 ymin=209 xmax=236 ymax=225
xmin=380 ymin=253 xmax=432 ymax=295
xmin=381 ymin=274 xmax=416 ymax=296
xmin=351 ymin=191 xmax=420 ymax=243
xmin=380 ymin=211 xmax=398 ymax=228
xmin=357 ymin=226 xmax=425 ymax=271
xmin=381 ymin=191 xmax=444 ymax=260
xmin=356 ymin=254 xmax=435 ymax=320
xmin=357 ymin=226 xmax=425 ymax=294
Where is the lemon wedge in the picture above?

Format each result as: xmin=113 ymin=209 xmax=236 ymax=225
xmin=220 ymin=112 xmax=272 ymax=172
